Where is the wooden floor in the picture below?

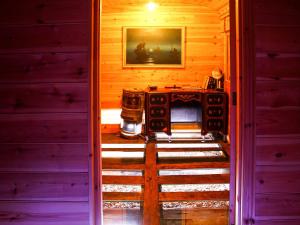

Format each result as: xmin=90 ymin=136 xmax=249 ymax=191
xmin=102 ymin=133 xmax=230 ymax=225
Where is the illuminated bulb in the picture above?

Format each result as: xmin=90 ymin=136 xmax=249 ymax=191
xmin=146 ymin=2 xmax=157 ymax=11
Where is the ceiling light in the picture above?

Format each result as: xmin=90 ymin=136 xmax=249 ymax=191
xmin=146 ymin=2 xmax=157 ymax=11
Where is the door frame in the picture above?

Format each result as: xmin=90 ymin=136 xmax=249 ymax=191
xmin=88 ymin=0 xmax=256 ymax=224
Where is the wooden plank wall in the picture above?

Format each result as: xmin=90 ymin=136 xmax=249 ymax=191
xmin=0 ymin=0 xmax=90 ymax=224
xmin=100 ymin=0 xmax=225 ymax=108
xmin=254 ymin=0 xmax=300 ymax=224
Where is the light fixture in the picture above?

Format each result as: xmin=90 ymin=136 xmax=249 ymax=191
xmin=146 ymin=1 xmax=157 ymax=11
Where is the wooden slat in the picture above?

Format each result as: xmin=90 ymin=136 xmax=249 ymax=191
xmin=0 ymin=0 xmax=88 ymax=25
xmin=103 ymin=176 xmax=144 ymax=184
xmin=158 ymin=174 xmax=230 ymax=184
xmin=103 ymin=192 xmax=143 ymax=201
xmin=256 ymin=81 xmax=300 ymax=107
xmin=256 ymin=54 xmax=300 ymax=80
xmin=158 ymin=157 xmax=228 ymax=165
xmin=102 ymin=158 xmax=144 ymax=166
xmin=0 ymin=53 xmax=88 ymax=83
xmin=144 ymin=142 xmax=160 ymax=225
xmin=0 ymin=201 xmax=89 ymax=225
xmin=102 ymin=162 xmax=145 ymax=170
xmin=256 ymin=26 xmax=300 ymax=54
xmin=0 ymin=113 xmax=88 ymax=143
xmin=159 ymin=191 xmax=229 ymax=201
xmin=0 ymin=143 xmax=88 ymax=172
xmin=255 ymin=193 xmax=300 ymax=217
xmin=0 ymin=24 xmax=88 ymax=54
xmin=161 ymin=208 xmax=228 ymax=221
xmin=0 ymin=172 xmax=88 ymax=201
xmin=158 ymin=162 xmax=230 ymax=169
xmin=256 ymin=166 xmax=300 ymax=194
xmin=157 ymin=147 xmax=223 ymax=152
xmin=256 ymin=109 xmax=300 ymax=135
xmin=0 ymin=83 xmax=88 ymax=113
xmin=254 ymin=0 xmax=300 ymax=26
xmin=256 ymin=137 xmax=300 ymax=166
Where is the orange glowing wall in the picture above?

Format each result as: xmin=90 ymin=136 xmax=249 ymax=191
xmin=100 ymin=0 xmax=229 ymax=108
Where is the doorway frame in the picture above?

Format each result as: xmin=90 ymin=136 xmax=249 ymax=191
xmin=88 ymin=0 xmax=256 ymax=224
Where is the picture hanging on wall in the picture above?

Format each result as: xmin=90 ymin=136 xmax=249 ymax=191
xmin=123 ymin=27 xmax=185 ymax=68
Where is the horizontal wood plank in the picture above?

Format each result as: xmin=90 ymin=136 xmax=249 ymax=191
xmin=102 ymin=162 xmax=145 ymax=170
xmin=256 ymin=26 xmax=300 ymax=54
xmin=0 ymin=24 xmax=88 ymax=54
xmin=157 ymin=162 xmax=230 ymax=169
xmin=161 ymin=208 xmax=228 ymax=220
xmin=0 ymin=143 xmax=88 ymax=172
xmin=0 ymin=83 xmax=88 ymax=113
xmin=255 ymin=193 xmax=300 ymax=217
xmin=0 ymin=172 xmax=88 ymax=201
xmin=0 ymin=53 xmax=88 ymax=83
xmin=255 ymin=0 xmax=300 ymax=26
xmin=256 ymin=108 xmax=300 ymax=135
xmin=158 ymin=174 xmax=230 ymax=184
xmin=0 ymin=201 xmax=89 ymax=225
xmin=103 ymin=192 xmax=143 ymax=201
xmin=159 ymin=191 xmax=229 ymax=201
xmin=256 ymin=54 xmax=300 ymax=80
xmin=256 ymin=80 xmax=300 ymax=107
xmin=103 ymin=176 xmax=144 ymax=184
xmin=256 ymin=137 xmax=300 ymax=166
xmin=0 ymin=0 xmax=88 ymax=25
xmin=0 ymin=113 xmax=88 ymax=143
xmin=256 ymin=165 xmax=300 ymax=194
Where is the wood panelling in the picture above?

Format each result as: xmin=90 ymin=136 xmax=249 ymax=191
xmin=0 ymin=0 xmax=88 ymax=25
xmin=0 ymin=173 xmax=88 ymax=201
xmin=0 ymin=0 xmax=90 ymax=224
xmin=254 ymin=0 xmax=300 ymax=224
xmin=0 ymin=24 xmax=88 ymax=54
xmin=255 ymin=193 xmax=300 ymax=217
xmin=0 ymin=83 xmax=88 ymax=113
xmin=256 ymin=81 xmax=300 ymax=107
xmin=256 ymin=137 xmax=300 ymax=166
xmin=256 ymin=54 xmax=300 ymax=80
xmin=0 ymin=113 xmax=88 ymax=143
xmin=255 ymin=0 xmax=300 ymax=26
xmin=256 ymin=166 xmax=300 ymax=193
xmin=256 ymin=26 xmax=300 ymax=54
xmin=0 ymin=53 xmax=88 ymax=83
xmin=100 ymin=1 xmax=225 ymax=108
xmin=0 ymin=201 xmax=89 ymax=225
xmin=256 ymin=109 xmax=300 ymax=135
xmin=0 ymin=143 xmax=88 ymax=172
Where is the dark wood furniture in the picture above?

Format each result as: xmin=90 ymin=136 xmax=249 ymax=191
xmin=145 ymin=88 xmax=228 ymax=137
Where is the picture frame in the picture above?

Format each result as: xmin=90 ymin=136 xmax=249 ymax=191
xmin=123 ymin=26 xmax=185 ymax=68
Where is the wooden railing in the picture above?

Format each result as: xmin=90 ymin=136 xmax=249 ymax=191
xmin=101 ymin=133 xmax=230 ymax=225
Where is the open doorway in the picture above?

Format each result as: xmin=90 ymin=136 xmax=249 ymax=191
xmin=94 ymin=0 xmax=238 ymax=224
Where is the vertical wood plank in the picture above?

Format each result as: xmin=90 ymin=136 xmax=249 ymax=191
xmin=144 ymin=142 xmax=160 ymax=225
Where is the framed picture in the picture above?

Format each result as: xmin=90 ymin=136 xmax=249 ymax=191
xmin=123 ymin=27 xmax=185 ymax=68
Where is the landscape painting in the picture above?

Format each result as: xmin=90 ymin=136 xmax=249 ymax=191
xmin=123 ymin=27 xmax=185 ymax=68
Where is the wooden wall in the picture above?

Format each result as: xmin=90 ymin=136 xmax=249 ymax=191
xmin=0 ymin=0 xmax=90 ymax=224
xmin=254 ymin=0 xmax=300 ymax=224
xmin=100 ymin=0 xmax=225 ymax=108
